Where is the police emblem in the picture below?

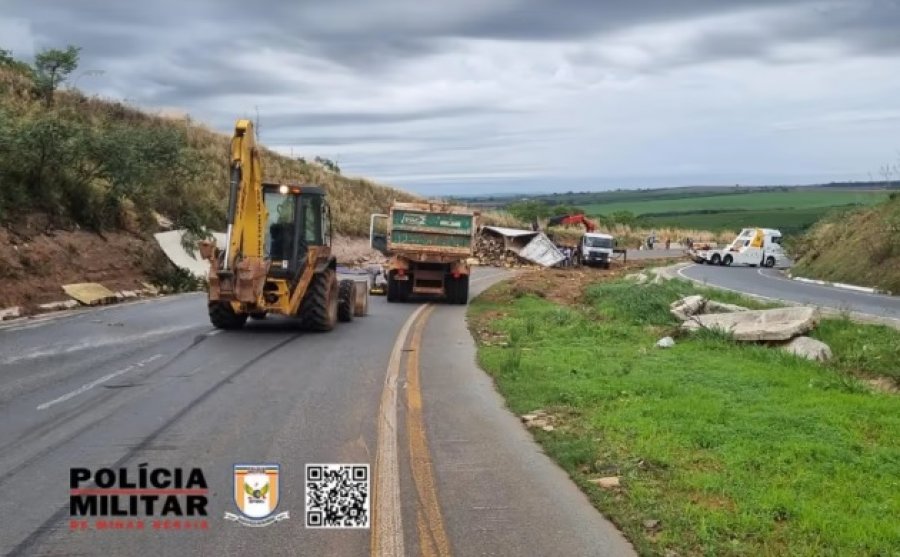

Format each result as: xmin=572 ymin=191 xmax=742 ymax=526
xmin=224 ymin=464 xmax=290 ymax=527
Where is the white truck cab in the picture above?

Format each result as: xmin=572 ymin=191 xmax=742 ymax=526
xmin=577 ymin=232 xmax=615 ymax=269
xmin=691 ymin=228 xmax=789 ymax=268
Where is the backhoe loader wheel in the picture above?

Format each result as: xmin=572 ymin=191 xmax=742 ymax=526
xmin=338 ymin=280 xmax=355 ymax=323
xmin=299 ymin=269 xmax=338 ymax=331
xmin=209 ymin=302 xmax=248 ymax=330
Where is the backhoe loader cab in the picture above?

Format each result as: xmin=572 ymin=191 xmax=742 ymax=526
xmin=199 ymin=119 xmax=366 ymax=330
xmin=262 ymin=183 xmax=330 ymax=276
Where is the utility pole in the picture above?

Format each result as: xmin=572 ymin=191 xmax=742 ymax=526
xmin=254 ymin=105 xmax=261 ymax=142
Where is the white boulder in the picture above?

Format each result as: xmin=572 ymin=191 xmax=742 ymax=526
xmin=682 ymin=306 xmax=819 ymax=341
xmin=670 ymin=295 xmax=706 ymax=321
xmin=656 ymin=336 xmax=675 ymax=348
xmin=781 ymin=336 xmax=832 ymax=361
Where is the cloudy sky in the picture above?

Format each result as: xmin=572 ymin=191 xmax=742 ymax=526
xmin=3 ymin=0 xmax=900 ymax=195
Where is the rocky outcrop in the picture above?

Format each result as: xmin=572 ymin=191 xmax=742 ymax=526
xmin=681 ymin=306 xmax=819 ymax=341
xmin=780 ymin=336 xmax=833 ymax=361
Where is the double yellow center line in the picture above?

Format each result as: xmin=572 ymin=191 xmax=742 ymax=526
xmin=372 ymin=304 xmax=451 ymax=557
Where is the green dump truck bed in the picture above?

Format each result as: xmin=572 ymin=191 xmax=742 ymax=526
xmin=387 ymin=202 xmax=476 ymax=257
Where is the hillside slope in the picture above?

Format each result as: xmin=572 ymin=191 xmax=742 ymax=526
xmin=0 ymin=66 xmax=418 ymax=236
xmin=0 ymin=64 xmax=418 ymax=310
xmin=792 ymin=195 xmax=900 ymax=293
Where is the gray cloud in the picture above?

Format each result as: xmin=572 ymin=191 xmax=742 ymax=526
xmin=3 ymin=0 xmax=900 ymax=194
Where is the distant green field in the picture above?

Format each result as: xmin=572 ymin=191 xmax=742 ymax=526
xmin=582 ymin=190 xmax=888 ymax=216
xmin=641 ymin=206 xmax=848 ymax=234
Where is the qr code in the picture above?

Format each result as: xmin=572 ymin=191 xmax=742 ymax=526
xmin=305 ymin=464 xmax=370 ymax=529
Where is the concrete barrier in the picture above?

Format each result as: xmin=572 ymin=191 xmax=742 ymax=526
xmin=154 ymin=230 xmax=226 ymax=279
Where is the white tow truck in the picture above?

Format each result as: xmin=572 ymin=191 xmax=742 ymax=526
xmin=690 ymin=228 xmax=789 ymax=268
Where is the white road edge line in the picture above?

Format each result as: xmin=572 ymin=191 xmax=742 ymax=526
xmin=373 ymin=304 xmax=429 ymax=557
xmin=35 ymin=353 xmax=164 ymax=411
xmin=678 ymin=264 xmax=900 ymax=327
xmin=757 ymin=268 xmax=891 ymax=298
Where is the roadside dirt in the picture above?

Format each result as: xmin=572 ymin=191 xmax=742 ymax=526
xmin=490 ymin=259 xmax=675 ymax=307
xmin=0 ymin=220 xmax=162 ymax=311
xmin=0 ymin=220 xmax=384 ymax=314
xmin=332 ymin=235 xmax=386 ymax=266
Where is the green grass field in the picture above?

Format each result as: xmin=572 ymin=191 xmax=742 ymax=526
xmin=641 ymin=206 xmax=842 ymax=234
xmin=582 ymin=190 xmax=888 ymax=216
xmin=470 ymin=277 xmax=900 ymax=556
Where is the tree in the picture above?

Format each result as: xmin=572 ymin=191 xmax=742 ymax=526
xmin=507 ymin=200 xmax=549 ymax=223
xmin=314 ymin=156 xmax=341 ymax=174
xmin=33 ymin=45 xmax=80 ymax=106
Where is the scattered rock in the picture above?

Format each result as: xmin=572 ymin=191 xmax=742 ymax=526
xmin=704 ymin=300 xmax=749 ymax=313
xmin=588 ymin=476 xmax=621 ymax=489
xmin=0 ymin=306 xmax=22 ymax=320
xmin=682 ymin=307 xmax=819 ymax=341
xmin=626 ymin=272 xmax=649 ymax=284
xmin=38 ymin=299 xmax=80 ymax=311
xmin=62 ymin=282 xmax=117 ymax=306
xmin=140 ymin=282 xmax=160 ymax=296
xmin=780 ymin=336 xmax=832 ymax=361
xmin=656 ymin=336 xmax=675 ymax=348
xmin=642 ymin=519 xmax=661 ymax=531
xmin=521 ymin=410 xmax=556 ymax=430
xmin=119 ymin=290 xmax=139 ymax=299
xmin=153 ymin=212 xmax=174 ymax=230
xmin=670 ymin=295 xmax=706 ymax=321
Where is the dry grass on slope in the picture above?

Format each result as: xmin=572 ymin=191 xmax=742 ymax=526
xmin=792 ymin=195 xmax=900 ymax=293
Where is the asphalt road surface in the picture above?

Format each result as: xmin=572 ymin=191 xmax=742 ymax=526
xmin=0 ymin=267 xmax=634 ymax=557
xmin=679 ymin=263 xmax=900 ymax=322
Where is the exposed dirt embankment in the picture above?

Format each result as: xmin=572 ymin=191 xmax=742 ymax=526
xmin=0 ymin=218 xmax=382 ymax=312
xmin=0 ymin=220 xmax=162 ymax=310
xmin=791 ymin=195 xmax=900 ymax=293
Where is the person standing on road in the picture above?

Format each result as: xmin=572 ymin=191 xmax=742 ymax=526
xmin=665 ymin=237 xmax=671 ymax=250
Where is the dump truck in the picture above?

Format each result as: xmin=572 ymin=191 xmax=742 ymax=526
xmin=370 ymin=202 xmax=477 ymax=304
xmin=198 ymin=119 xmax=367 ymax=329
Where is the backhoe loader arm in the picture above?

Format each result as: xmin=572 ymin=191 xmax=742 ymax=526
xmin=223 ymin=119 xmax=267 ymax=269
xmin=546 ymin=214 xmax=597 ymax=232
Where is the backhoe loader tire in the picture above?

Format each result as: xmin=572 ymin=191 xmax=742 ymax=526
xmin=299 ymin=270 xmax=338 ymax=331
xmin=209 ymin=302 xmax=248 ymax=330
xmin=338 ymin=280 xmax=355 ymax=323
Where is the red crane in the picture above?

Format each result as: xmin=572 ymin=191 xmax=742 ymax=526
xmin=546 ymin=214 xmax=598 ymax=232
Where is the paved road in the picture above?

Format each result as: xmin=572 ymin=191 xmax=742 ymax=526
xmin=680 ymin=264 xmax=900 ymax=322
xmin=0 ymin=267 xmax=634 ymax=557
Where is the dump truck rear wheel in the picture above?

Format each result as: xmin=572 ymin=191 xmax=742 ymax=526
xmin=447 ymin=275 xmax=469 ymax=304
xmin=710 ymin=254 xmax=722 ymax=265
xmin=338 ymin=279 xmax=355 ymax=322
xmin=299 ymin=270 xmax=338 ymax=331
xmin=387 ymin=273 xmax=409 ymax=303
xmin=723 ymin=255 xmax=733 ymax=266
xmin=209 ymin=302 xmax=248 ymax=330
xmin=456 ymin=275 xmax=470 ymax=304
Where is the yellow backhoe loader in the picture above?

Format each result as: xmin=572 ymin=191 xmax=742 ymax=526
xmin=198 ymin=119 xmax=366 ymax=329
